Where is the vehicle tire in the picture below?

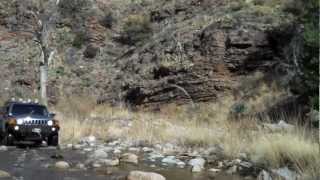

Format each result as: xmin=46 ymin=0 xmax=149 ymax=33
xmin=1 ymin=134 xmax=15 ymax=146
xmin=48 ymin=135 xmax=59 ymax=146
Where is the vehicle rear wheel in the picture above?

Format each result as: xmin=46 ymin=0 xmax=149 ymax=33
xmin=48 ymin=135 xmax=59 ymax=146
xmin=1 ymin=134 xmax=15 ymax=146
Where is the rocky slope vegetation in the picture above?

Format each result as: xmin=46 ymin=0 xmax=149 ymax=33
xmin=0 ymin=0 xmax=317 ymax=117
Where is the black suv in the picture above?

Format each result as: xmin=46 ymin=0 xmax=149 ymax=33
xmin=0 ymin=100 xmax=59 ymax=146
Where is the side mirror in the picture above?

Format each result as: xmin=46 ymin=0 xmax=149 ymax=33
xmin=49 ymin=113 xmax=56 ymax=118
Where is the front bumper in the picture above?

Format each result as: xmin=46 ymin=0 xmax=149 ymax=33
xmin=8 ymin=125 xmax=59 ymax=141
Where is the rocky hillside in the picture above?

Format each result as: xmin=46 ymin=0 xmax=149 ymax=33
xmin=0 ymin=0 xmax=315 ymax=112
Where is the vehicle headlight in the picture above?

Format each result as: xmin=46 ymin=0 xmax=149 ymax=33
xmin=17 ymin=119 xmax=23 ymax=125
xmin=47 ymin=120 xmax=53 ymax=126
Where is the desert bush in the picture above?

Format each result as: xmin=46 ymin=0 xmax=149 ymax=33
xmin=100 ymin=12 xmax=114 ymax=29
xmin=120 ymin=14 xmax=152 ymax=45
xmin=58 ymin=0 xmax=89 ymax=16
xmin=72 ymin=31 xmax=86 ymax=49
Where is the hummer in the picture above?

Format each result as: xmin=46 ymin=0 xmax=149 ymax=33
xmin=0 ymin=99 xmax=59 ymax=146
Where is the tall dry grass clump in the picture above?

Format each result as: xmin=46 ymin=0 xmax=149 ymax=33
xmin=54 ymin=95 xmax=132 ymax=143
xmin=250 ymin=131 xmax=320 ymax=177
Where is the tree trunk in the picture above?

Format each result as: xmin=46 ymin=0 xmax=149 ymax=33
xmin=40 ymin=65 xmax=48 ymax=106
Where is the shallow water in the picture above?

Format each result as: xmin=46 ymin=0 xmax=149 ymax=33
xmin=0 ymin=147 xmax=244 ymax=180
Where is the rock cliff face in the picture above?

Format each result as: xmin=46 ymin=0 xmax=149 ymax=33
xmin=0 ymin=0 xmax=293 ymax=107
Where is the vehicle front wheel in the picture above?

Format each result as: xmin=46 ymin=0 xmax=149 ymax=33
xmin=1 ymin=134 xmax=15 ymax=146
xmin=48 ymin=135 xmax=59 ymax=146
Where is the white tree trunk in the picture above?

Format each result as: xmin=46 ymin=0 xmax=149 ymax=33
xmin=40 ymin=65 xmax=48 ymax=106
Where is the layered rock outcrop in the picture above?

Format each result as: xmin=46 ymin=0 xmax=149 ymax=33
xmin=0 ymin=0 xmax=293 ymax=107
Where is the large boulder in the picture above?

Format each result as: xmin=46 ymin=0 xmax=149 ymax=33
xmin=127 ymin=171 xmax=166 ymax=180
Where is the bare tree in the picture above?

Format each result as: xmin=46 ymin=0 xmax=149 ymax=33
xmin=13 ymin=0 xmax=59 ymax=105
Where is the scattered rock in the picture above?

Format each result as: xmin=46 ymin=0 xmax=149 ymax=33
xmin=89 ymin=149 xmax=108 ymax=159
xmin=54 ymin=161 xmax=70 ymax=169
xmin=120 ymin=153 xmax=138 ymax=164
xmin=226 ymin=165 xmax=237 ymax=174
xmin=238 ymin=161 xmax=255 ymax=176
xmin=0 ymin=170 xmax=10 ymax=178
xmin=217 ymin=161 xmax=224 ymax=168
xmin=188 ymin=157 xmax=206 ymax=168
xmin=177 ymin=161 xmax=186 ymax=168
xmin=85 ymin=148 xmax=94 ymax=153
xmin=81 ymin=135 xmax=97 ymax=144
xmin=209 ymin=168 xmax=221 ymax=173
xmin=161 ymin=156 xmax=178 ymax=165
xmin=257 ymin=170 xmax=272 ymax=180
xmin=114 ymin=149 xmax=122 ymax=154
xmin=127 ymin=171 xmax=166 ymax=180
xmin=75 ymin=163 xmax=86 ymax=170
xmin=192 ymin=165 xmax=203 ymax=172
xmin=128 ymin=147 xmax=140 ymax=152
xmin=101 ymin=158 xmax=120 ymax=166
xmin=263 ymin=120 xmax=295 ymax=132
xmin=142 ymin=147 xmax=153 ymax=153
xmin=92 ymin=163 xmax=102 ymax=168
xmin=72 ymin=144 xmax=84 ymax=150
xmin=272 ymin=167 xmax=299 ymax=180
xmin=149 ymin=152 xmax=164 ymax=160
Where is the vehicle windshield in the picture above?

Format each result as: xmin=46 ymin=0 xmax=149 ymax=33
xmin=11 ymin=104 xmax=48 ymax=116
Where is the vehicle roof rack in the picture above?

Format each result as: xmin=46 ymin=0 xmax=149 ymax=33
xmin=4 ymin=98 xmax=41 ymax=105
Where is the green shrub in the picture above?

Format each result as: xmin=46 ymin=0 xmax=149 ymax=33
xmin=100 ymin=12 xmax=114 ymax=29
xmin=58 ymin=0 xmax=89 ymax=16
xmin=121 ymin=14 xmax=152 ymax=45
xmin=72 ymin=32 xmax=86 ymax=49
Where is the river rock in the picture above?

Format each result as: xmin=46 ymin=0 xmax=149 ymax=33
xmin=113 ymin=149 xmax=122 ymax=154
xmin=81 ymin=135 xmax=96 ymax=144
xmin=177 ymin=161 xmax=186 ymax=168
xmin=161 ymin=156 xmax=178 ymax=165
xmin=192 ymin=165 xmax=203 ymax=172
xmin=226 ymin=165 xmax=238 ymax=174
xmin=75 ymin=163 xmax=86 ymax=170
xmin=238 ymin=161 xmax=254 ymax=176
xmin=272 ymin=167 xmax=299 ymax=180
xmin=263 ymin=120 xmax=294 ymax=132
xmin=257 ymin=170 xmax=272 ymax=180
xmin=209 ymin=168 xmax=221 ymax=173
xmin=101 ymin=158 xmax=120 ymax=166
xmin=127 ymin=171 xmax=166 ymax=180
xmin=129 ymin=147 xmax=140 ymax=152
xmin=120 ymin=153 xmax=138 ymax=164
xmin=188 ymin=157 xmax=206 ymax=168
xmin=0 ymin=146 xmax=8 ymax=151
xmin=55 ymin=161 xmax=70 ymax=169
xmin=0 ymin=170 xmax=10 ymax=178
xmin=72 ymin=144 xmax=84 ymax=150
xmin=142 ymin=147 xmax=153 ymax=153
xmin=89 ymin=149 xmax=109 ymax=159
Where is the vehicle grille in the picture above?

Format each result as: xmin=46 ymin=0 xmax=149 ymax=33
xmin=24 ymin=120 xmax=47 ymax=125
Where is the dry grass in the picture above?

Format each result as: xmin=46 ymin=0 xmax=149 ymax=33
xmin=250 ymin=132 xmax=320 ymax=178
xmin=53 ymin=81 xmax=319 ymax=177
